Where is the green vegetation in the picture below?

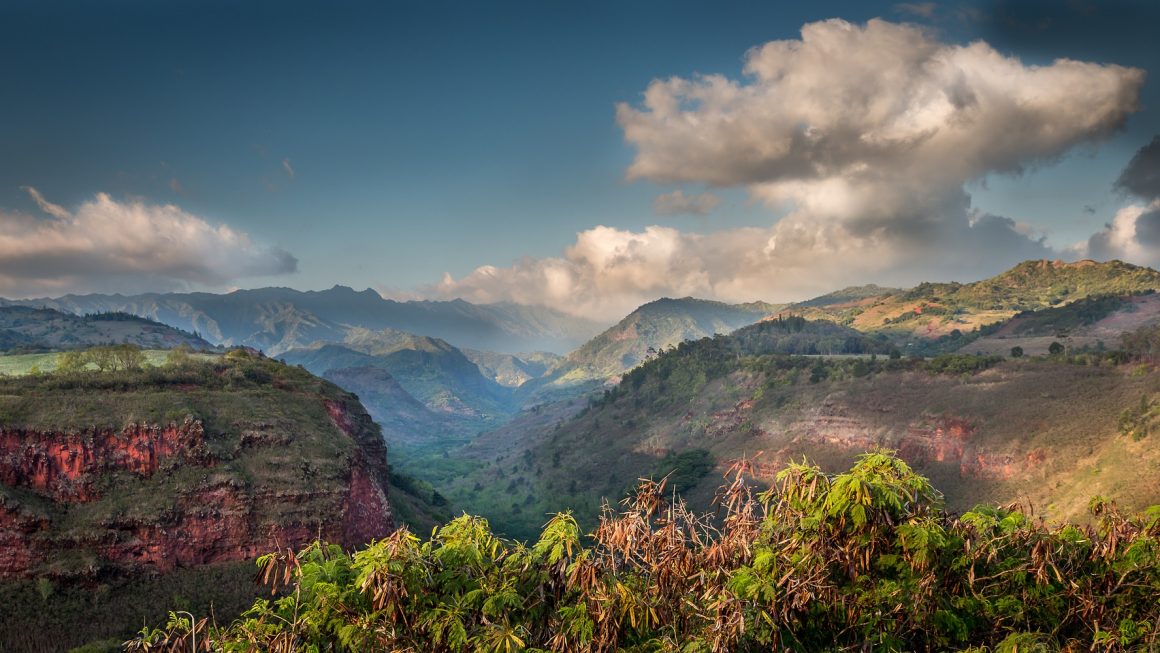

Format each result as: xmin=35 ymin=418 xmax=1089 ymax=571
xmin=651 ymin=448 xmax=715 ymax=493
xmin=0 ymin=561 xmax=257 ymax=653
xmin=132 ymin=453 xmax=1160 ymax=652
xmin=1118 ymin=395 xmax=1160 ymax=441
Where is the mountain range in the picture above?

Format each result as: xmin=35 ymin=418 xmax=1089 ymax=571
xmin=1 ymin=287 xmax=603 ymax=355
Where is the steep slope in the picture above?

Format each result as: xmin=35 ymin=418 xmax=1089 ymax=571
xmin=0 ymin=351 xmax=397 ymax=649
xmin=960 ymin=293 xmax=1160 ymax=356
xmin=5 ymin=287 xmax=603 ymax=355
xmin=0 ymin=306 xmax=212 ymax=352
xmin=543 ymin=297 xmax=781 ymax=386
xmin=283 ymin=329 xmax=516 ymax=424
xmin=321 ymin=366 xmax=476 ymax=454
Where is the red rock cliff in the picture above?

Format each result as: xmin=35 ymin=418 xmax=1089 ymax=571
xmin=0 ymin=399 xmax=394 ymax=578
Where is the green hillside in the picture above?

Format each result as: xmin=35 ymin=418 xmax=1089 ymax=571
xmin=442 ymin=328 xmax=1160 ymax=540
xmin=538 ymin=297 xmax=779 ymax=388
xmin=789 ymin=259 xmax=1160 ymax=340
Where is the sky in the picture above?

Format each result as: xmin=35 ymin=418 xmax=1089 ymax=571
xmin=1 ymin=0 xmax=1159 ymax=319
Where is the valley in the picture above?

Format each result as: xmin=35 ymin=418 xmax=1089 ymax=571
xmin=7 ymin=259 xmax=1160 ymax=650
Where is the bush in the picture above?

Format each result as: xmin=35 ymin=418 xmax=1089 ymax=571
xmin=130 ymin=452 xmax=1160 ymax=652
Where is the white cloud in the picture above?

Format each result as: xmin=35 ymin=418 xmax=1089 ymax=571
xmin=21 ymin=186 xmax=70 ymax=220
xmin=1077 ymin=200 xmax=1160 ymax=266
xmin=653 ymin=189 xmax=721 ymax=215
xmin=432 ymin=19 xmax=1143 ymax=319
xmin=429 ymin=216 xmax=1052 ymax=320
xmin=0 ymin=190 xmax=296 ymax=297
xmin=282 ymin=158 xmax=296 ymax=179
xmin=617 ymin=19 xmax=1141 ymax=217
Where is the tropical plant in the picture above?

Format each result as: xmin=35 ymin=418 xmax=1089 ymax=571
xmin=127 ymin=452 xmax=1160 ymax=652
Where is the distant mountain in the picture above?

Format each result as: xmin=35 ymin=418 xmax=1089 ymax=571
xmin=322 ymin=366 xmax=467 ymax=451
xmin=282 ymin=328 xmax=516 ymax=428
xmin=0 ymin=306 xmax=212 ymax=352
xmin=462 ymin=349 xmax=563 ymax=387
xmin=2 ymin=287 xmax=603 ymax=355
xmin=545 ymin=297 xmax=781 ymax=384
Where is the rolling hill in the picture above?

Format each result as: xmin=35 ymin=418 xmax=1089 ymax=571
xmin=787 ymin=259 xmax=1160 ymax=340
xmin=0 ymin=306 xmax=212 ymax=353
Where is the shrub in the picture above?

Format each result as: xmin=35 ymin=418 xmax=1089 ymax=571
xmin=130 ymin=452 xmax=1160 ymax=652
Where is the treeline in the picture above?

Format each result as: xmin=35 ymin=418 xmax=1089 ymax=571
xmin=55 ymin=344 xmax=149 ymax=373
xmin=128 ymin=452 xmax=1160 ymax=651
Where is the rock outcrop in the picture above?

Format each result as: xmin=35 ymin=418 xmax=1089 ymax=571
xmin=0 ymin=357 xmax=395 ymax=578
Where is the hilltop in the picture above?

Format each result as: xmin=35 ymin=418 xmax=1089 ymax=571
xmin=0 ymin=306 xmax=212 ymax=353
xmin=536 ymin=297 xmax=780 ymax=389
xmin=788 ymin=259 xmax=1160 ymax=339
xmin=0 ymin=351 xmax=406 ymax=651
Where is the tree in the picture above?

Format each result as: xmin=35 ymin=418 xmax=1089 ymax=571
xmin=110 ymin=344 xmax=145 ymax=371
xmin=55 ymin=350 xmax=89 ymax=374
xmin=1010 ymin=346 xmax=1024 ymax=358
xmin=1048 ymin=341 xmax=1065 ymax=356
xmin=166 ymin=345 xmax=192 ymax=367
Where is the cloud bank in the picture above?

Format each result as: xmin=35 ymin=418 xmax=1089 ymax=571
xmin=0 ymin=190 xmax=297 ymax=297
xmin=432 ymin=18 xmax=1144 ymax=319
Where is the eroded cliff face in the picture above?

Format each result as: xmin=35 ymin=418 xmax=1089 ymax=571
xmin=0 ymin=398 xmax=394 ymax=578
xmin=709 ymin=393 xmax=1041 ymax=482
xmin=0 ymin=419 xmax=211 ymax=502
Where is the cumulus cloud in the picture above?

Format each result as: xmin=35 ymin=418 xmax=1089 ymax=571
xmin=0 ymin=190 xmax=297 ymax=297
xmin=1080 ymin=200 xmax=1160 ymax=266
xmin=1076 ymin=135 xmax=1160 ymax=265
xmin=653 ymin=189 xmax=721 ymax=216
xmin=429 ymin=215 xmax=1053 ymax=320
xmin=432 ymin=19 xmax=1143 ymax=319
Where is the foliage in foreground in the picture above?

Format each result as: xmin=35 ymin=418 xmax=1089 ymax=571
xmin=129 ymin=452 xmax=1160 ymax=652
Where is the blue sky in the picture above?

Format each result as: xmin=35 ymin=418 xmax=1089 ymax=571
xmin=1 ymin=0 xmax=1158 ymax=317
